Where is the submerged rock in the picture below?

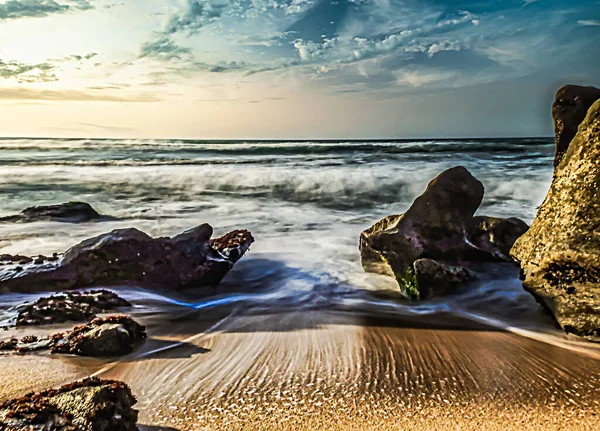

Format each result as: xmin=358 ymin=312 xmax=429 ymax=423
xmin=552 ymin=85 xmax=600 ymax=166
xmin=0 ymin=224 xmax=254 ymax=293
xmin=467 ymin=216 xmax=529 ymax=260
xmin=0 ymin=377 xmax=138 ymax=430
xmin=0 ymin=201 xmax=111 ymax=223
xmin=511 ymin=99 xmax=600 ymax=339
xmin=1 ymin=315 xmax=146 ymax=356
xmin=360 ymin=166 xmax=527 ymax=299
xmin=14 ymin=289 xmax=131 ymax=327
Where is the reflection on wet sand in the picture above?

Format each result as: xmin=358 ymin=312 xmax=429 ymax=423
xmin=88 ymin=310 xmax=600 ymax=430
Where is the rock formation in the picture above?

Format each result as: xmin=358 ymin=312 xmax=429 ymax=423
xmin=0 ymin=378 xmax=138 ymax=430
xmin=0 ymin=315 xmax=146 ymax=356
xmin=467 ymin=216 xmax=530 ymax=259
xmin=360 ymin=166 xmax=528 ymax=299
xmin=13 ymin=290 xmax=131 ymax=327
xmin=511 ymin=99 xmax=600 ymax=338
xmin=552 ymin=85 xmax=600 ymax=166
xmin=0 ymin=202 xmax=112 ymax=223
xmin=0 ymin=224 xmax=254 ymax=293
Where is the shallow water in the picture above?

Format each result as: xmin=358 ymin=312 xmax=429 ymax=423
xmin=0 ymin=137 xmax=572 ymax=343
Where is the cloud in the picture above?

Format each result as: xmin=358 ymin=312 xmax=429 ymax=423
xmin=163 ymin=0 xmax=228 ymax=34
xmin=0 ymin=87 xmax=161 ymax=102
xmin=79 ymin=122 xmax=136 ymax=132
xmin=0 ymin=59 xmax=57 ymax=82
xmin=0 ymin=0 xmax=93 ymax=21
xmin=577 ymin=20 xmax=600 ymax=26
xmin=427 ymin=41 xmax=464 ymax=57
xmin=139 ymin=35 xmax=192 ymax=61
xmin=87 ymin=82 xmax=131 ymax=90
xmin=56 ymin=52 xmax=99 ymax=62
xmin=395 ymin=69 xmax=457 ymax=88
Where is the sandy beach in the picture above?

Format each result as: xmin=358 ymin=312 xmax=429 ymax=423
xmin=2 ymin=310 xmax=599 ymax=430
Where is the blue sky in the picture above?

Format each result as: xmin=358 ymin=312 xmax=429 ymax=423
xmin=0 ymin=0 xmax=599 ymax=138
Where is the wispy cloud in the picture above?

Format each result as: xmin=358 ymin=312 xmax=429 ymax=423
xmin=0 ymin=87 xmax=161 ymax=102
xmin=79 ymin=122 xmax=136 ymax=132
xmin=0 ymin=59 xmax=57 ymax=82
xmin=139 ymin=35 xmax=192 ymax=61
xmin=0 ymin=0 xmax=93 ymax=21
xmin=577 ymin=20 xmax=600 ymax=26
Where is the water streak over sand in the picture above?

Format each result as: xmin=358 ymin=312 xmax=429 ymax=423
xmin=2 ymin=308 xmax=600 ymax=429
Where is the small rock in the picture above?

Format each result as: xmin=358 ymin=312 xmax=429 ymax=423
xmin=0 ymin=315 xmax=145 ymax=357
xmin=0 ymin=377 xmax=139 ymax=431
xmin=0 ymin=202 xmax=112 ymax=223
xmin=51 ymin=315 xmax=147 ymax=357
xmin=14 ymin=289 xmax=131 ymax=327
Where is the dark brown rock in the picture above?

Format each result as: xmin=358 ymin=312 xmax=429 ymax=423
xmin=413 ymin=258 xmax=475 ymax=299
xmin=51 ymin=315 xmax=146 ymax=357
xmin=14 ymin=290 xmax=131 ymax=327
xmin=360 ymin=166 xmax=493 ymax=299
xmin=360 ymin=166 xmax=484 ymax=274
xmin=0 ymin=315 xmax=145 ymax=356
xmin=0 ymin=377 xmax=138 ymax=430
xmin=552 ymin=85 xmax=600 ymax=166
xmin=0 ymin=202 xmax=112 ymax=223
xmin=0 ymin=224 xmax=254 ymax=293
xmin=512 ymin=99 xmax=600 ymax=339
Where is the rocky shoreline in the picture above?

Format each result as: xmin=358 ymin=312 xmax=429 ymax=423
xmin=359 ymin=84 xmax=600 ymax=340
xmin=1 ymin=84 xmax=600 ymax=429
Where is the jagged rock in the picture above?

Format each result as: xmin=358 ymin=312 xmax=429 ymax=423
xmin=511 ymin=99 xmax=600 ymax=339
xmin=0 ymin=202 xmax=112 ymax=223
xmin=0 ymin=224 xmax=254 ymax=293
xmin=0 ymin=315 xmax=146 ymax=356
xmin=360 ymin=166 xmax=527 ymax=299
xmin=52 ymin=315 xmax=146 ymax=357
xmin=13 ymin=290 xmax=131 ymax=327
xmin=0 ymin=377 xmax=138 ymax=430
xmin=413 ymin=259 xmax=475 ymax=299
xmin=360 ymin=167 xmax=484 ymax=278
xmin=467 ymin=216 xmax=529 ymax=260
xmin=552 ymin=85 xmax=600 ymax=166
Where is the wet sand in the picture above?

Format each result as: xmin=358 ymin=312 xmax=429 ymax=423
xmin=2 ymin=311 xmax=600 ymax=430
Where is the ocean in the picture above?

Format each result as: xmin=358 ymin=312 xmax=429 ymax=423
xmin=5 ymin=137 xmax=600 ymax=430
xmin=0 ymin=137 xmax=561 ymax=335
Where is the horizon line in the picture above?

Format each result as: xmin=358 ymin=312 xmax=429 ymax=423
xmin=0 ymin=135 xmax=555 ymax=142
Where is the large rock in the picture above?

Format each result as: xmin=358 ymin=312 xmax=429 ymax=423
xmin=0 ymin=378 xmax=138 ymax=430
xmin=511 ymin=99 xmax=600 ymax=338
xmin=0 ymin=224 xmax=254 ymax=293
xmin=13 ymin=289 xmax=131 ymax=327
xmin=0 ymin=201 xmax=111 ymax=223
xmin=552 ymin=85 xmax=600 ymax=166
xmin=360 ymin=166 xmax=527 ymax=299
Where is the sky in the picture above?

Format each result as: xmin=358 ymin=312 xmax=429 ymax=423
xmin=0 ymin=0 xmax=599 ymax=139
